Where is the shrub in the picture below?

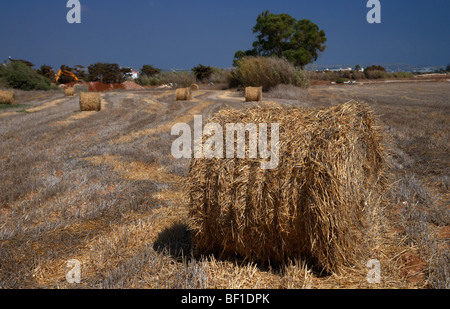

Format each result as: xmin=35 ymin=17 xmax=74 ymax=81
xmin=365 ymin=70 xmax=388 ymax=79
xmin=365 ymin=65 xmax=388 ymax=79
xmin=231 ymin=56 xmax=309 ymax=90
xmin=135 ymin=75 xmax=161 ymax=86
xmin=192 ymin=64 xmax=214 ymax=81
xmin=157 ymin=71 xmax=196 ymax=88
xmin=141 ymin=65 xmax=161 ymax=77
xmin=0 ymin=61 xmax=53 ymax=90
xmin=207 ymin=68 xmax=230 ymax=85
xmin=390 ymin=72 xmax=414 ymax=79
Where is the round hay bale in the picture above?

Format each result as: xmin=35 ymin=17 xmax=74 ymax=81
xmin=176 ymin=87 xmax=192 ymax=101
xmin=187 ymin=102 xmax=387 ymax=272
xmin=245 ymin=86 xmax=263 ymax=102
xmin=191 ymin=83 xmax=199 ymax=91
xmin=0 ymin=90 xmax=16 ymax=105
xmin=79 ymin=92 xmax=101 ymax=111
xmin=65 ymin=87 xmax=76 ymax=97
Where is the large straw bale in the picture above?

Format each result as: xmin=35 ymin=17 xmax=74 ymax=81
xmin=65 ymin=87 xmax=76 ymax=97
xmin=79 ymin=92 xmax=101 ymax=111
xmin=0 ymin=91 xmax=16 ymax=105
xmin=176 ymin=87 xmax=192 ymax=101
xmin=245 ymin=86 xmax=263 ymax=102
xmin=187 ymin=102 xmax=387 ymax=272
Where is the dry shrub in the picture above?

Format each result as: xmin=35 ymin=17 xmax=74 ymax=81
xmin=232 ymin=56 xmax=310 ymax=90
xmin=245 ymin=86 xmax=263 ymax=102
xmin=0 ymin=90 xmax=16 ymax=105
xmin=191 ymin=84 xmax=199 ymax=91
xmin=176 ymin=88 xmax=192 ymax=101
xmin=79 ymin=92 xmax=101 ymax=111
xmin=187 ymin=102 xmax=387 ymax=273
xmin=65 ymin=87 xmax=75 ymax=97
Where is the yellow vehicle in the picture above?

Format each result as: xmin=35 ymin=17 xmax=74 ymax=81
xmin=56 ymin=70 xmax=80 ymax=83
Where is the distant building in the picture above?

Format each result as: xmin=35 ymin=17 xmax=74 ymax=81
xmin=131 ymin=70 xmax=139 ymax=80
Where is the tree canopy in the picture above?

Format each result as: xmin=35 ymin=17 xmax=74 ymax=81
xmin=141 ymin=65 xmax=161 ymax=77
xmin=88 ymin=63 xmax=131 ymax=84
xmin=192 ymin=64 xmax=214 ymax=81
xmin=234 ymin=10 xmax=327 ymax=68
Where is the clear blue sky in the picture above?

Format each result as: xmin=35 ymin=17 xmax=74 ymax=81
xmin=0 ymin=0 xmax=449 ymax=70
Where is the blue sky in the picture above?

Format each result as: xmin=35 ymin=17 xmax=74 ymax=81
xmin=0 ymin=0 xmax=449 ymax=70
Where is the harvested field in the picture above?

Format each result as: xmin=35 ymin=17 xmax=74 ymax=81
xmin=0 ymin=81 xmax=448 ymax=289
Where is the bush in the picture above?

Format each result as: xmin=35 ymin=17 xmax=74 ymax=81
xmin=390 ymin=72 xmax=414 ymax=79
xmin=192 ymin=64 xmax=214 ymax=81
xmin=157 ymin=71 xmax=197 ymax=88
xmin=135 ymin=75 xmax=161 ymax=86
xmin=141 ymin=65 xmax=161 ymax=77
xmin=365 ymin=70 xmax=388 ymax=79
xmin=0 ymin=62 xmax=53 ymax=90
xmin=231 ymin=56 xmax=309 ymax=90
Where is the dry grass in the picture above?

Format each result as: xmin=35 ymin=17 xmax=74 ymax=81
xmin=0 ymin=83 xmax=447 ymax=289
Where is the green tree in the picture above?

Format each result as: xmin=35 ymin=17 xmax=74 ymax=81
xmin=233 ymin=49 xmax=258 ymax=67
xmin=0 ymin=61 xmax=52 ymax=90
xmin=9 ymin=58 xmax=35 ymax=68
xmin=73 ymin=65 xmax=87 ymax=80
xmin=37 ymin=65 xmax=56 ymax=81
xmin=141 ymin=65 xmax=161 ymax=77
xmin=192 ymin=64 xmax=213 ymax=81
xmin=88 ymin=63 xmax=129 ymax=84
xmin=234 ymin=10 xmax=327 ymax=68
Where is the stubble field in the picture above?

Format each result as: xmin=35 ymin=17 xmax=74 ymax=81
xmin=0 ymin=81 xmax=448 ymax=289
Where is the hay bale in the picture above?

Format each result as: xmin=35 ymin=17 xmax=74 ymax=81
xmin=187 ymin=102 xmax=387 ymax=272
xmin=0 ymin=91 xmax=16 ymax=105
xmin=191 ymin=83 xmax=200 ymax=91
xmin=79 ymin=92 xmax=101 ymax=111
xmin=65 ymin=87 xmax=76 ymax=97
xmin=245 ymin=86 xmax=263 ymax=102
xmin=176 ymin=88 xmax=192 ymax=101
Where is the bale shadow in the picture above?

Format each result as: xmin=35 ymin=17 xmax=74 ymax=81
xmin=153 ymin=222 xmax=332 ymax=278
xmin=153 ymin=222 xmax=192 ymax=260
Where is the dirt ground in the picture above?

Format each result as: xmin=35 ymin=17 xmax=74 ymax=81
xmin=0 ymin=81 xmax=448 ymax=289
